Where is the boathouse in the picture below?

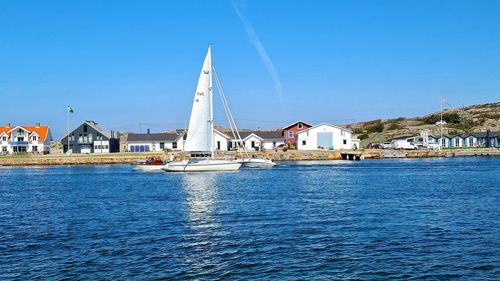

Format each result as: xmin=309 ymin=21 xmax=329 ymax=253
xmin=296 ymin=123 xmax=353 ymax=150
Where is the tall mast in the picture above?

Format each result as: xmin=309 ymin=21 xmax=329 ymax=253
xmin=208 ymin=45 xmax=215 ymax=158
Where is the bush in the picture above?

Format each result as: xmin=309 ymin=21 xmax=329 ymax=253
xmin=358 ymin=133 xmax=369 ymax=140
xmin=366 ymin=121 xmax=384 ymax=133
xmin=387 ymin=122 xmax=402 ymax=130
xmin=353 ymin=127 xmax=365 ymax=134
xmin=419 ymin=112 xmax=461 ymax=124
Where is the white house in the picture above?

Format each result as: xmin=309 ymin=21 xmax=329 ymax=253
xmin=127 ymin=130 xmax=185 ymax=152
xmin=218 ymin=130 xmax=285 ymax=151
xmin=214 ymin=129 xmax=231 ymax=151
xmin=296 ymin=123 xmax=353 ymax=150
xmin=0 ymin=123 xmax=52 ymax=154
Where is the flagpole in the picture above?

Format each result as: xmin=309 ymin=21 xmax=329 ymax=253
xmin=67 ymin=106 xmax=70 ymax=154
xmin=440 ymin=97 xmax=443 ymax=148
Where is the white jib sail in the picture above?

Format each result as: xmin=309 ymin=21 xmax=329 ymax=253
xmin=185 ymin=46 xmax=213 ymax=153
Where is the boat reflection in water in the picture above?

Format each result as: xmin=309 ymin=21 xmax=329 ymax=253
xmin=180 ymin=173 xmax=226 ymax=271
xmin=182 ymin=173 xmax=220 ymax=229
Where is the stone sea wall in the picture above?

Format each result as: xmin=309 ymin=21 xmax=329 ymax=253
xmin=0 ymin=148 xmax=498 ymax=166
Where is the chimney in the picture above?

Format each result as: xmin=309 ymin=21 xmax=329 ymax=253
xmin=147 ymin=129 xmax=150 ymax=134
xmin=36 ymin=122 xmax=40 ymax=128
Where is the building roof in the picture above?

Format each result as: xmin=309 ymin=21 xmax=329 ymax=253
xmin=296 ymin=123 xmax=353 ymax=134
xmin=0 ymin=124 xmax=51 ymax=141
xmin=237 ymin=130 xmax=284 ymax=141
xmin=127 ymin=132 xmax=184 ymax=142
xmin=391 ymin=135 xmax=416 ymax=140
xmin=462 ymin=131 xmax=500 ymax=138
xmin=282 ymin=120 xmax=313 ymax=130
xmin=84 ymin=121 xmax=115 ymax=139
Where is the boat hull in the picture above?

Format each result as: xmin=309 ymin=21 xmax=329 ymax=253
xmin=132 ymin=164 xmax=165 ymax=172
xmin=240 ymin=158 xmax=277 ymax=168
xmin=163 ymin=159 xmax=242 ymax=172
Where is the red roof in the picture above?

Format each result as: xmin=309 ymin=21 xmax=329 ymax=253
xmin=282 ymin=120 xmax=312 ymax=130
xmin=0 ymin=125 xmax=50 ymax=141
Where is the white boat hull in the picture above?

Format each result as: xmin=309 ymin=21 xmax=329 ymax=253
xmin=162 ymin=159 xmax=242 ymax=172
xmin=240 ymin=158 xmax=277 ymax=168
xmin=132 ymin=164 xmax=165 ymax=172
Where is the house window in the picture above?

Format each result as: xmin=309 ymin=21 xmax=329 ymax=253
xmin=298 ymin=123 xmax=303 ymax=129
xmin=217 ymin=141 xmax=221 ymax=150
xmin=2 ymin=146 xmax=7 ymax=152
xmin=83 ymin=124 xmax=88 ymax=133
xmin=302 ymin=140 xmax=306 ymax=145
xmin=273 ymin=141 xmax=277 ymax=148
xmin=442 ymin=139 xmax=446 ymax=147
xmin=343 ymin=139 xmax=347 ymax=145
xmin=32 ymin=136 xmax=37 ymax=141
xmin=455 ymin=138 xmax=460 ymax=147
xmin=33 ymin=146 xmax=38 ymax=152
xmin=104 ymin=145 xmax=108 ymax=149
xmin=2 ymin=136 xmax=6 ymax=141
xmin=172 ymin=142 xmax=177 ymax=149
xmin=251 ymin=141 xmax=256 ymax=148
xmin=160 ymin=142 xmax=165 ymax=149
xmin=288 ymin=131 xmax=294 ymax=138
xmin=18 ymin=137 xmax=24 ymax=142
xmin=468 ymin=138 xmax=474 ymax=147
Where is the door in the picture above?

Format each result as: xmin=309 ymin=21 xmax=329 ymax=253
xmin=81 ymin=145 xmax=91 ymax=154
xmin=317 ymin=132 xmax=333 ymax=149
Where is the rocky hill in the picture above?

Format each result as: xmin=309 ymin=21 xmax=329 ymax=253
xmin=347 ymin=102 xmax=500 ymax=146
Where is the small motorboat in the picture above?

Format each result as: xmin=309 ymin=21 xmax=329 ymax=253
xmin=240 ymin=158 xmax=277 ymax=168
xmin=132 ymin=157 xmax=166 ymax=172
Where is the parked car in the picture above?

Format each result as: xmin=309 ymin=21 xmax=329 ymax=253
xmin=370 ymin=143 xmax=383 ymax=149
xmin=381 ymin=142 xmax=392 ymax=149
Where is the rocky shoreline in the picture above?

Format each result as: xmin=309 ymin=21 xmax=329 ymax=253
xmin=1 ymin=148 xmax=499 ymax=167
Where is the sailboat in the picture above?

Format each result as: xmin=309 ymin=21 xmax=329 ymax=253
xmin=163 ymin=46 xmax=242 ymax=172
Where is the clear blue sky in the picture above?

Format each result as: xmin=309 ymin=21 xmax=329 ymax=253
xmin=1 ymin=0 xmax=499 ymax=138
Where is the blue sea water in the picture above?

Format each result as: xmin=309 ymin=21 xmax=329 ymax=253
xmin=0 ymin=157 xmax=499 ymax=280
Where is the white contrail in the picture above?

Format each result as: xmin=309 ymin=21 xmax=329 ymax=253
xmin=233 ymin=4 xmax=283 ymax=102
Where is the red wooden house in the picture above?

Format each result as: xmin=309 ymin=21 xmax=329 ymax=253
xmin=282 ymin=121 xmax=312 ymax=145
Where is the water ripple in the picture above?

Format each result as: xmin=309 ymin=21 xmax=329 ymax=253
xmin=0 ymin=158 xmax=499 ymax=279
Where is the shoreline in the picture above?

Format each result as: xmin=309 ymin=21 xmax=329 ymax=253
xmin=1 ymin=148 xmax=499 ymax=167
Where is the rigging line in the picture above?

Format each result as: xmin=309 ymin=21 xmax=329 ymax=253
xmin=213 ymin=66 xmax=248 ymax=158
xmin=216 ymin=68 xmax=245 ymax=148
xmin=213 ymin=66 xmax=242 ymax=152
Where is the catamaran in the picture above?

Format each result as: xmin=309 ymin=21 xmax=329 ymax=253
xmin=163 ymin=46 xmax=242 ymax=172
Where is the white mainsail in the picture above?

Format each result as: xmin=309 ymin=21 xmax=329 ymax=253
xmin=185 ymin=46 xmax=214 ymax=154
xmin=162 ymin=45 xmax=242 ymax=172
